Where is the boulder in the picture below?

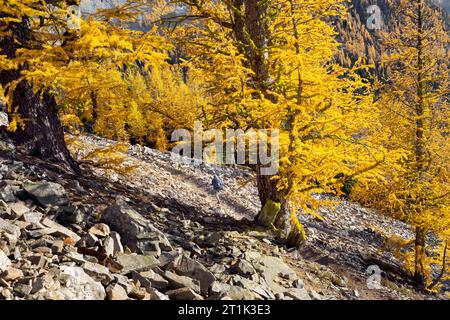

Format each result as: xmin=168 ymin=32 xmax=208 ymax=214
xmin=231 ymin=259 xmax=257 ymax=278
xmin=82 ymin=261 xmax=113 ymax=283
xmin=162 ymin=270 xmax=201 ymax=294
xmin=159 ymin=249 xmax=183 ymax=269
xmin=21 ymin=212 xmax=43 ymax=225
xmin=174 ymin=255 xmax=215 ymax=296
xmin=0 ymin=250 xmax=11 ymax=272
xmin=0 ymin=218 xmax=21 ymax=238
xmin=106 ymin=283 xmax=128 ymax=300
xmin=2 ymin=267 xmax=23 ymax=281
xmin=256 ymin=255 xmax=298 ymax=294
xmin=89 ymin=224 xmax=110 ymax=238
xmin=58 ymin=266 xmax=106 ymax=300
xmin=166 ymin=287 xmax=203 ymax=300
xmin=147 ymin=287 xmax=169 ymax=300
xmin=109 ymin=232 xmax=124 ymax=255
xmin=41 ymin=218 xmax=81 ymax=242
xmin=131 ymin=270 xmax=169 ymax=291
xmin=209 ymin=282 xmax=259 ymax=300
xmin=116 ymin=254 xmax=159 ymax=274
xmin=284 ymin=288 xmax=312 ymax=300
xmin=23 ymin=182 xmax=69 ymax=208
xmin=8 ymin=202 xmax=30 ymax=219
xmin=101 ymin=204 xmax=172 ymax=253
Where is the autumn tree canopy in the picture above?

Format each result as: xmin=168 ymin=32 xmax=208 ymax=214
xmin=0 ymin=0 xmax=448 ymax=289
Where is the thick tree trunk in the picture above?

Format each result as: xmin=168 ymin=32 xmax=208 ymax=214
xmin=0 ymin=15 xmax=81 ymax=174
xmin=235 ymin=0 xmax=288 ymax=232
xmin=6 ymin=80 xmax=81 ymax=174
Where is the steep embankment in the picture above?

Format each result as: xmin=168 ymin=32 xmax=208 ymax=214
xmin=0 ymin=134 xmax=444 ymax=300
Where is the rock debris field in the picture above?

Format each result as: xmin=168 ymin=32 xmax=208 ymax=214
xmin=0 ymin=134 xmax=444 ymax=300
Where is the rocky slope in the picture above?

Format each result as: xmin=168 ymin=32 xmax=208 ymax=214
xmin=0 ymin=134 xmax=446 ymax=300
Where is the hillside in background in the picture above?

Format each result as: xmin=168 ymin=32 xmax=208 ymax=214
xmin=336 ymin=0 xmax=449 ymax=73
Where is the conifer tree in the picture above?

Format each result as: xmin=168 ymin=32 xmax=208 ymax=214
xmin=352 ymin=0 xmax=449 ymax=286
xmin=167 ymin=0 xmax=382 ymax=246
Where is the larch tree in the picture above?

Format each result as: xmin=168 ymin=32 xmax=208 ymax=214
xmin=351 ymin=0 xmax=449 ymax=287
xmin=0 ymin=0 xmax=82 ymax=173
xmin=164 ymin=0 xmax=383 ymax=246
xmin=0 ymin=0 xmax=198 ymax=169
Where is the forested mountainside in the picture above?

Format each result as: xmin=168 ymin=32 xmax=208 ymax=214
xmin=77 ymin=0 xmax=449 ymax=75
xmin=336 ymin=0 xmax=449 ymax=73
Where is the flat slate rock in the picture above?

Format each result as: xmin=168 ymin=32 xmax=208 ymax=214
xmin=23 ymin=182 xmax=69 ymax=208
xmin=116 ymin=254 xmax=160 ymax=274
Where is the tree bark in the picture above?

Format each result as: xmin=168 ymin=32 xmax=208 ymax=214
xmin=413 ymin=0 xmax=426 ymax=287
xmin=236 ymin=0 xmax=280 ymax=204
xmin=414 ymin=226 xmax=426 ymax=286
xmin=0 ymin=14 xmax=81 ymax=174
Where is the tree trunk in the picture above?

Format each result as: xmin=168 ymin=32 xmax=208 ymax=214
xmin=0 ymin=15 xmax=81 ymax=174
xmin=238 ymin=0 xmax=281 ymax=206
xmin=414 ymin=227 xmax=426 ymax=286
xmin=412 ymin=0 xmax=426 ymax=287
xmin=6 ymin=80 xmax=81 ymax=174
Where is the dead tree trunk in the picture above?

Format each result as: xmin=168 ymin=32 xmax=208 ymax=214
xmin=0 ymin=16 xmax=81 ymax=174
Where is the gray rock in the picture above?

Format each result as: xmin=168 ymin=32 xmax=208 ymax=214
xmin=131 ymin=270 xmax=169 ymax=291
xmin=82 ymin=233 xmax=99 ymax=247
xmin=0 ymin=186 xmax=17 ymax=203
xmin=8 ymin=202 xmax=30 ymax=219
xmin=113 ymin=274 xmax=134 ymax=294
xmin=0 ymin=218 xmax=21 ymax=238
xmin=67 ymin=251 xmax=87 ymax=264
xmin=82 ymin=261 xmax=112 ymax=283
xmin=159 ymin=249 xmax=183 ymax=269
xmin=29 ymin=255 xmax=49 ymax=268
xmin=166 ymin=287 xmax=203 ymax=300
xmin=21 ymin=212 xmax=43 ymax=225
xmin=41 ymin=218 xmax=81 ymax=242
xmin=101 ymin=204 xmax=172 ymax=253
xmin=116 ymin=254 xmax=159 ymax=274
xmin=168 ymin=235 xmax=202 ymax=255
xmin=162 ymin=270 xmax=201 ymax=294
xmin=0 ymin=288 xmax=13 ymax=300
xmin=147 ymin=287 xmax=169 ymax=300
xmin=231 ymin=259 xmax=257 ymax=278
xmin=23 ymin=182 xmax=69 ymax=208
xmin=293 ymin=279 xmax=304 ymax=289
xmin=209 ymin=282 xmax=259 ymax=300
xmin=51 ymin=240 xmax=64 ymax=254
xmin=106 ymin=283 xmax=128 ymax=300
xmin=209 ymin=264 xmax=226 ymax=275
xmin=103 ymin=236 xmax=115 ymax=257
xmin=58 ymin=266 xmax=106 ymax=300
xmin=31 ymin=277 xmax=46 ymax=294
xmin=0 ymin=250 xmax=12 ymax=272
xmin=284 ymin=288 xmax=312 ymax=300
xmin=174 ymin=255 xmax=216 ymax=296
xmin=308 ymin=289 xmax=323 ymax=300
xmin=0 ymin=111 xmax=8 ymax=127
xmin=231 ymin=275 xmax=275 ymax=300
xmin=110 ymin=232 xmax=124 ymax=255
xmin=256 ymin=256 xmax=298 ymax=294
xmin=2 ymin=267 xmax=23 ymax=281
xmin=13 ymin=283 xmax=32 ymax=297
